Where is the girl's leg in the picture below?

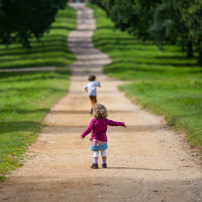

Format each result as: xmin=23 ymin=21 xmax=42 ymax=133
xmin=101 ymin=150 xmax=107 ymax=168
xmin=93 ymin=151 xmax=99 ymax=163
xmin=91 ymin=151 xmax=99 ymax=169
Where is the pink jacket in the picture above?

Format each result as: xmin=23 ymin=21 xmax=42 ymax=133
xmin=81 ymin=118 xmax=125 ymax=142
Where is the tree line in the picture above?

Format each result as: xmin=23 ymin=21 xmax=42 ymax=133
xmin=90 ymin=0 xmax=202 ymax=65
xmin=0 ymin=0 xmax=67 ymax=48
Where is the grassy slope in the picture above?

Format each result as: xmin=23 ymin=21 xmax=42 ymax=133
xmin=0 ymin=6 xmax=76 ymax=69
xmin=0 ymin=6 xmax=77 ymax=178
xmin=88 ymin=4 xmax=202 ymax=150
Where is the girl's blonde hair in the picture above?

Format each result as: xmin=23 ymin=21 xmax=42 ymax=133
xmin=93 ymin=103 xmax=108 ymax=119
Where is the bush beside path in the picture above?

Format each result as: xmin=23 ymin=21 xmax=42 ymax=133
xmin=1 ymin=4 xmax=202 ymax=202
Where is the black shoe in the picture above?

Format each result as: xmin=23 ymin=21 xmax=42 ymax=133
xmin=102 ymin=163 xmax=107 ymax=168
xmin=91 ymin=163 xmax=98 ymax=169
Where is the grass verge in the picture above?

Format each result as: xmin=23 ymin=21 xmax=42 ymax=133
xmin=88 ymin=4 xmax=202 ymax=150
xmin=0 ymin=68 xmax=72 ymax=176
xmin=0 ymin=6 xmax=76 ymax=178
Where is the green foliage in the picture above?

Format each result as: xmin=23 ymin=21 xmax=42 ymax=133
xmin=89 ymin=0 xmax=105 ymax=9
xmin=0 ymin=6 xmax=77 ymax=69
xmin=150 ymin=2 xmax=181 ymax=47
xmin=0 ymin=0 xmax=67 ymax=48
xmin=98 ymin=0 xmax=161 ymax=39
xmin=103 ymin=0 xmax=137 ymax=34
xmin=150 ymin=0 xmax=202 ymax=59
xmin=174 ymin=0 xmax=202 ymax=63
xmin=89 ymin=4 xmax=202 ymax=150
xmin=90 ymin=0 xmax=202 ymax=65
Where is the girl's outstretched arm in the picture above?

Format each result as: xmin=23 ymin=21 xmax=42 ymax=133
xmin=106 ymin=119 xmax=126 ymax=127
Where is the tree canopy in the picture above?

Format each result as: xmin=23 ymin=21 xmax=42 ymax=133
xmin=0 ymin=0 xmax=67 ymax=48
xmin=90 ymin=0 xmax=202 ymax=64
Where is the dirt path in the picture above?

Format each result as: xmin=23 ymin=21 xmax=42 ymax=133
xmin=1 ymin=3 xmax=202 ymax=202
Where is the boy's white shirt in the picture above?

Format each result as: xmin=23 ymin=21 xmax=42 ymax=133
xmin=84 ymin=81 xmax=101 ymax=96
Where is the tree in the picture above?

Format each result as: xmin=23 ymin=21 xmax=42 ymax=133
xmin=91 ymin=0 xmax=202 ymax=64
xmin=0 ymin=0 xmax=67 ymax=48
xmin=149 ymin=1 xmax=194 ymax=58
xmin=174 ymin=0 xmax=202 ymax=63
xmin=153 ymin=0 xmax=202 ymax=63
xmin=102 ymin=0 xmax=137 ymax=33
xmin=89 ymin=0 xmax=106 ymax=10
xmin=93 ymin=0 xmax=161 ymax=40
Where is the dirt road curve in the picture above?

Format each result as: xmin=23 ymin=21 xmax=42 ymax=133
xmin=1 ymin=4 xmax=202 ymax=202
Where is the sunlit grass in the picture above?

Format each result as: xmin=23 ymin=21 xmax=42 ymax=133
xmin=0 ymin=68 xmax=72 ymax=175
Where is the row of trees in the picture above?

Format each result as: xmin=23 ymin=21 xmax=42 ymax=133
xmin=90 ymin=0 xmax=202 ymax=64
xmin=0 ymin=0 xmax=67 ymax=48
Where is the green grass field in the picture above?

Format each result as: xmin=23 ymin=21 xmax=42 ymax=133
xmin=88 ymin=4 xmax=202 ymax=150
xmin=0 ymin=6 xmax=76 ymax=179
xmin=0 ymin=6 xmax=76 ymax=69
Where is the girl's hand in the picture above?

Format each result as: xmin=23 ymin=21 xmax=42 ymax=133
xmin=123 ymin=124 xmax=127 ymax=128
xmin=80 ymin=136 xmax=84 ymax=140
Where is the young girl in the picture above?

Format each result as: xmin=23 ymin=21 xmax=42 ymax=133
xmin=84 ymin=74 xmax=101 ymax=115
xmin=80 ymin=103 xmax=127 ymax=169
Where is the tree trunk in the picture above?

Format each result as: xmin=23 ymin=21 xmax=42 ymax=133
xmin=186 ymin=40 xmax=194 ymax=58
xmin=197 ymin=39 xmax=202 ymax=66
xmin=198 ymin=47 xmax=202 ymax=66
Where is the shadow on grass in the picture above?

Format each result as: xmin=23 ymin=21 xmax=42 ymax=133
xmin=105 ymin=64 xmax=166 ymax=73
xmin=95 ymin=26 xmax=114 ymax=30
xmin=105 ymin=63 xmax=201 ymax=77
xmin=189 ymin=69 xmax=202 ymax=73
xmin=93 ymin=37 xmax=137 ymax=43
xmin=49 ymin=26 xmax=76 ymax=31
xmin=0 ymin=37 xmax=71 ymax=52
xmin=56 ymin=13 xmax=76 ymax=18
xmin=1 ymin=121 xmax=43 ymax=134
xmin=0 ymin=108 xmax=50 ymax=115
xmin=0 ymin=59 xmax=73 ymax=70
xmin=0 ymin=30 xmax=75 ymax=68
xmin=93 ymin=37 xmax=178 ymax=48
xmin=0 ymin=50 xmax=73 ymax=57
xmin=0 ymin=70 xmax=71 ymax=81
xmin=0 ymin=87 xmax=67 ymax=94
xmin=126 ymin=61 xmax=197 ymax=68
